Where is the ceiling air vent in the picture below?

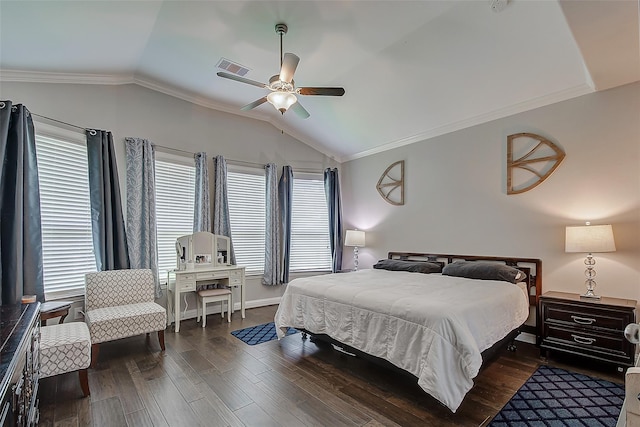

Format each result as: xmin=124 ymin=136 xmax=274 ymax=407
xmin=216 ymin=58 xmax=250 ymax=76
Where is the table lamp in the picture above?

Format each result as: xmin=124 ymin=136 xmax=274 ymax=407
xmin=565 ymin=223 xmax=616 ymax=299
xmin=345 ymin=230 xmax=365 ymax=271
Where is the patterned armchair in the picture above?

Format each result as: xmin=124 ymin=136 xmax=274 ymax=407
xmin=84 ymin=269 xmax=166 ymax=367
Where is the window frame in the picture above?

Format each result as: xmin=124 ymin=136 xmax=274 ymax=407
xmin=226 ymin=164 xmax=266 ymax=276
xmin=289 ymin=171 xmax=332 ymax=273
xmin=154 ymin=150 xmax=196 ymax=284
xmin=35 ymin=121 xmax=97 ymax=300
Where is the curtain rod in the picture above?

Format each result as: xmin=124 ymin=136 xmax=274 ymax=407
xmin=31 ymin=112 xmax=88 ymax=132
xmin=29 ymin=113 xmax=324 ymax=174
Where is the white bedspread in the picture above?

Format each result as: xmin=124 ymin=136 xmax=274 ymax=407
xmin=274 ymin=269 xmax=529 ymax=412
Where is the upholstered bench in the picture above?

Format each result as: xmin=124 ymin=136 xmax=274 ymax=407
xmin=196 ymin=288 xmax=232 ymax=327
xmin=40 ymin=322 xmax=91 ymax=397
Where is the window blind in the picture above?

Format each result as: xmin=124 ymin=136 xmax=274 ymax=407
xmin=155 ymin=157 xmax=195 ymax=282
xmin=227 ymin=169 xmax=265 ymax=275
xmin=290 ymin=177 xmax=332 ymax=272
xmin=36 ymin=134 xmax=96 ymax=300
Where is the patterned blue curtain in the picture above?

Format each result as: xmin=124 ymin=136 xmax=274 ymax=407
xmin=86 ymin=129 xmax=130 ymax=271
xmin=124 ymin=137 xmax=160 ymax=297
xmin=278 ymin=166 xmax=293 ymax=283
xmin=213 ymin=155 xmax=235 ymax=264
xmin=0 ymin=101 xmax=44 ymax=304
xmin=324 ymin=168 xmax=343 ymax=273
xmin=193 ymin=152 xmax=211 ymax=232
xmin=263 ymin=163 xmax=281 ymax=285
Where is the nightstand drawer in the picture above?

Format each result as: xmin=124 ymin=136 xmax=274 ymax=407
xmin=542 ymin=324 xmax=633 ymax=365
xmin=544 ymin=324 xmax=627 ymax=353
xmin=543 ymin=304 xmax=631 ymax=332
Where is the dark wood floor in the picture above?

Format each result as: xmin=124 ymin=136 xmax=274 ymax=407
xmin=38 ymin=305 xmax=624 ymax=427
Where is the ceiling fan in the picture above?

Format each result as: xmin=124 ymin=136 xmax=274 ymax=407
xmin=217 ymin=23 xmax=345 ymax=119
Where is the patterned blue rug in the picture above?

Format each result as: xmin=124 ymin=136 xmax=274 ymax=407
xmin=231 ymin=322 xmax=298 ymax=345
xmin=489 ymin=365 xmax=624 ymax=427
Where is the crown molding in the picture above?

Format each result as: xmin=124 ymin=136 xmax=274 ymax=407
xmin=0 ymin=69 xmax=133 ymax=85
xmin=342 ymin=83 xmax=595 ymax=162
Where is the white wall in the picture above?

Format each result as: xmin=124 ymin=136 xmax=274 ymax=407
xmin=341 ymin=82 xmax=640 ymax=301
xmin=0 ymin=81 xmax=339 ymax=310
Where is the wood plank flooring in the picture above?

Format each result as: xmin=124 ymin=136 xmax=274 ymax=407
xmin=38 ymin=305 xmax=624 ymax=427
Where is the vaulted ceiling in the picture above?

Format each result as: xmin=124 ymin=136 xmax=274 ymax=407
xmin=1 ymin=1 xmax=638 ymax=162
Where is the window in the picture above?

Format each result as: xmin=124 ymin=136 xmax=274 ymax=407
xmin=290 ymin=175 xmax=331 ymax=272
xmin=227 ymin=167 xmax=265 ymax=275
xmin=155 ymin=153 xmax=195 ymax=282
xmin=36 ymin=123 xmax=96 ymax=300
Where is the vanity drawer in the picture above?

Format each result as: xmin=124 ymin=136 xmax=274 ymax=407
xmin=196 ymin=270 xmax=229 ymax=280
xmin=229 ymin=269 xmax=243 ymax=279
xmin=176 ymin=274 xmax=196 ymax=292
xmin=176 ymin=280 xmax=196 ymax=292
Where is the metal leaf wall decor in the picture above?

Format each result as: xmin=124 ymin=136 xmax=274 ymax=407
xmin=507 ymin=133 xmax=565 ymax=194
xmin=376 ymin=160 xmax=404 ymax=205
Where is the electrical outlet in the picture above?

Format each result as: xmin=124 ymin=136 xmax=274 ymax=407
xmin=73 ymin=307 xmax=83 ymax=320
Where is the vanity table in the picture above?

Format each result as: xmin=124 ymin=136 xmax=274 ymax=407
xmin=167 ymin=265 xmax=245 ymax=333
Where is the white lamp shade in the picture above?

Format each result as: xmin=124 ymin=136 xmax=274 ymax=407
xmin=565 ymin=224 xmax=616 ymax=253
xmin=267 ymin=91 xmax=297 ymax=112
xmin=345 ymin=230 xmax=365 ymax=247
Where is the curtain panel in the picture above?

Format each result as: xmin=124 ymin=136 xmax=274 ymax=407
xmin=0 ymin=101 xmax=44 ymax=304
xmin=278 ymin=165 xmax=293 ymax=283
xmin=263 ymin=163 xmax=281 ymax=285
xmin=213 ymin=155 xmax=236 ymax=264
xmin=124 ymin=137 xmax=161 ymax=297
xmin=86 ymin=129 xmax=130 ymax=271
xmin=324 ymin=168 xmax=343 ymax=273
xmin=193 ymin=152 xmax=211 ymax=232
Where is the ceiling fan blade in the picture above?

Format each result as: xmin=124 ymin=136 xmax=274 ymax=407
xmin=241 ymin=97 xmax=268 ymax=111
xmin=290 ymin=101 xmax=310 ymax=119
xmin=217 ymin=72 xmax=267 ymax=89
xmin=298 ymin=87 xmax=345 ymax=96
xmin=279 ymin=53 xmax=300 ymax=84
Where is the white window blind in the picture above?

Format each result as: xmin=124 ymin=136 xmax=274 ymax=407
xmin=227 ymin=168 xmax=265 ymax=275
xmin=36 ymin=132 xmax=96 ymax=300
xmin=155 ymin=155 xmax=195 ymax=282
xmin=290 ymin=176 xmax=332 ymax=272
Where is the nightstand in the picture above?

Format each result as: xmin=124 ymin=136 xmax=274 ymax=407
xmin=539 ymin=291 xmax=637 ymax=370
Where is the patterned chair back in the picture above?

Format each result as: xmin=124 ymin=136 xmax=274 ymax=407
xmin=85 ymin=269 xmax=155 ymax=311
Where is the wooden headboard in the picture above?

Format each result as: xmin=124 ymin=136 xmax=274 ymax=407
xmin=387 ymin=252 xmax=542 ymax=338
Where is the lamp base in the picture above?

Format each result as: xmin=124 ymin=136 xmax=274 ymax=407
xmin=580 ymin=293 xmax=601 ymax=300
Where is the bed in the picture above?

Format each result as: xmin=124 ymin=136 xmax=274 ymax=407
xmin=274 ymin=252 xmax=542 ymax=412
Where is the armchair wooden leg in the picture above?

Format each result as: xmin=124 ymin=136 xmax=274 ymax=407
xmin=79 ymin=369 xmax=90 ymax=397
xmin=158 ymin=330 xmax=165 ymax=351
xmin=90 ymin=343 xmax=99 ymax=368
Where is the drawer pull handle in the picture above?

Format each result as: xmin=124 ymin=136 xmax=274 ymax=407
xmin=571 ymin=315 xmax=596 ymax=325
xmin=571 ymin=334 xmax=596 ymax=345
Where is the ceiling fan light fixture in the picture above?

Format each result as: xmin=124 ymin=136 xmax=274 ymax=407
xmin=267 ymin=91 xmax=297 ymax=114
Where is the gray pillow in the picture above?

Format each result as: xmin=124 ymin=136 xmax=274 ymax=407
xmin=373 ymin=259 xmax=443 ymax=274
xmin=441 ymin=261 xmax=527 ymax=284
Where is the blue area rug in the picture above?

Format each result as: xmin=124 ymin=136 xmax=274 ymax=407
xmin=231 ymin=322 xmax=298 ymax=345
xmin=489 ymin=365 xmax=624 ymax=427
